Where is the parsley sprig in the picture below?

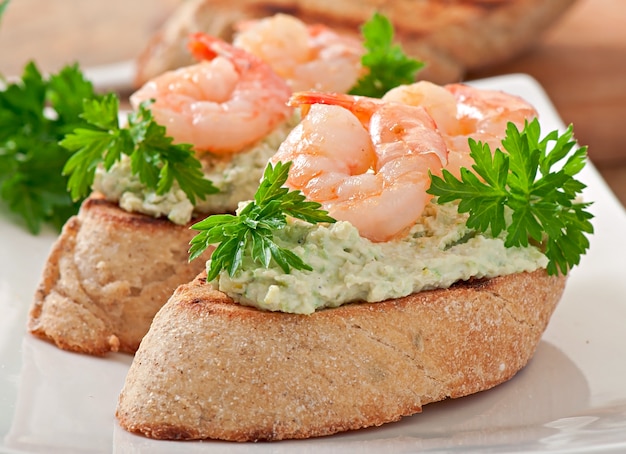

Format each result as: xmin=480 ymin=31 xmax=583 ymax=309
xmin=0 ymin=62 xmax=98 ymax=233
xmin=61 ymin=95 xmax=218 ymax=203
xmin=350 ymin=12 xmax=424 ymax=98
xmin=0 ymin=0 xmax=9 ymax=23
xmin=428 ymin=118 xmax=593 ymax=275
xmin=189 ymin=161 xmax=335 ymax=281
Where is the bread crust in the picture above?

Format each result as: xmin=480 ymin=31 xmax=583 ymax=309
xmin=116 ymin=268 xmax=566 ymax=441
xmin=133 ymin=0 xmax=576 ymax=86
xmin=28 ymin=194 xmax=213 ymax=355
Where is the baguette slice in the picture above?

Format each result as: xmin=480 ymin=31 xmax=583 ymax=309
xmin=28 ymin=194 xmax=213 ymax=355
xmin=116 ymin=268 xmax=566 ymax=441
xmin=134 ymin=0 xmax=576 ymax=87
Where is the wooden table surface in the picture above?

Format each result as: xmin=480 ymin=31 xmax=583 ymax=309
xmin=1 ymin=0 xmax=625 ymax=207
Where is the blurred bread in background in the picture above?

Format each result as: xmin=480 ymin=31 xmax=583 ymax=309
xmin=133 ymin=0 xmax=577 ymax=87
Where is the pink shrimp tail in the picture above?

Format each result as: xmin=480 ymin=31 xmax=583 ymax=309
xmin=290 ymin=91 xmax=379 ymax=124
xmin=187 ymin=32 xmax=260 ymax=70
xmin=289 ymin=91 xmax=336 ymax=117
xmin=289 ymin=91 xmax=353 ymax=107
xmin=187 ymin=32 xmax=222 ymax=61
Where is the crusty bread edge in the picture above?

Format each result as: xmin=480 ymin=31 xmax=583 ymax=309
xmin=116 ymin=268 xmax=566 ymax=441
xmin=28 ymin=194 xmax=212 ymax=355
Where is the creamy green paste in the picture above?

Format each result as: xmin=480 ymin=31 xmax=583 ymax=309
xmin=212 ymin=202 xmax=548 ymax=314
xmin=92 ymin=118 xmax=297 ymax=224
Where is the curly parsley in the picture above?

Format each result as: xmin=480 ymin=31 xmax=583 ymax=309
xmin=427 ymin=118 xmax=593 ymax=275
xmin=61 ymin=95 xmax=218 ymax=204
xmin=0 ymin=62 xmax=99 ymax=233
xmin=189 ymin=161 xmax=335 ymax=281
xmin=350 ymin=12 xmax=424 ymax=98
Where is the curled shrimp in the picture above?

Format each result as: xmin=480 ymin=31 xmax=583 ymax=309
xmin=130 ymin=33 xmax=292 ymax=155
xmin=270 ymin=92 xmax=448 ymax=242
xmin=383 ymin=81 xmax=538 ymax=175
xmin=232 ymin=13 xmax=365 ymax=93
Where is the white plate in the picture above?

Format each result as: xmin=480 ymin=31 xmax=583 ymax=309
xmin=83 ymin=60 xmax=136 ymax=93
xmin=1 ymin=73 xmax=626 ymax=454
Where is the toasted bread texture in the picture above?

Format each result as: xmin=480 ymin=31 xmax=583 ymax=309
xmin=116 ymin=268 xmax=566 ymax=441
xmin=28 ymin=194 xmax=213 ymax=355
xmin=133 ymin=0 xmax=576 ymax=87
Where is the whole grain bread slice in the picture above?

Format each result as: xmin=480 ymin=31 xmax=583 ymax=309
xmin=116 ymin=268 xmax=566 ymax=441
xmin=28 ymin=194 xmax=213 ymax=355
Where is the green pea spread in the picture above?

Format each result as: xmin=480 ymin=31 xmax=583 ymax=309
xmin=92 ymin=118 xmax=297 ymax=224
xmin=212 ymin=202 xmax=548 ymax=314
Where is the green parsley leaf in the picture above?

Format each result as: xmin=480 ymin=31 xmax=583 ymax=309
xmin=61 ymin=96 xmax=219 ymax=205
xmin=0 ymin=62 xmax=98 ymax=233
xmin=189 ymin=161 xmax=336 ymax=281
xmin=349 ymin=12 xmax=424 ymax=98
xmin=0 ymin=0 xmax=9 ymax=23
xmin=428 ymin=118 xmax=593 ymax=275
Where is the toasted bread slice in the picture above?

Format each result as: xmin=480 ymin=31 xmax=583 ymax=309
xmin=133 ymin=0 xmax=576 ymax=86
xmin=28 ymin=194 xmax=213 ymax=355
xmin=116 ymin=268 xmax=566 ymax=441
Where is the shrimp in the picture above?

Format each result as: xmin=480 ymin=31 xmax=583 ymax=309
xmin=270 ymin=92 xmax=448 ymax=242
xmin=232 ymin=13 xmax=365 ymax=93
xmin=383 ymin=81 xmax=538 ymax=175
xmin=129 ymin=33 xmax=293 ymax=155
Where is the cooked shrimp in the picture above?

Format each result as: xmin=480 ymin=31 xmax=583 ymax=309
xmin=271 ymin=92 xmax=448 ymax=242
xmin=130 ymin=33 xmax=292 ymax=155
xmin=383 ymin=81 xmax=538 ymax=175
xmin=232 ymin=13 xmax=364 ymax=93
